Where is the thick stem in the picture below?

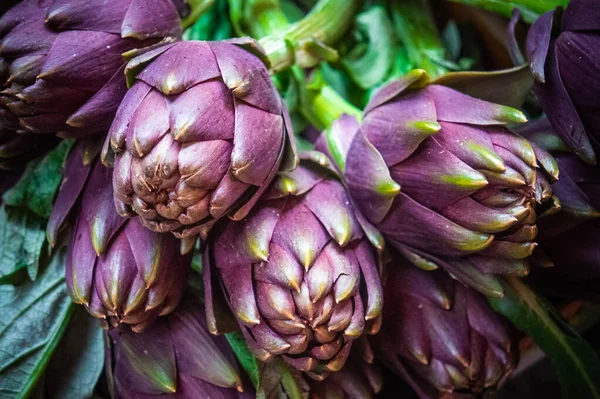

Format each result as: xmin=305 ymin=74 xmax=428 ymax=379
xmin=257 ymin=0 xmax=362 ymax=72
xmin=390 ymin=0 xmax=448 ymax=79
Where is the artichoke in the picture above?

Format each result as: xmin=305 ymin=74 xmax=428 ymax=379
xmin=0 ymin=0 xmax=182 ymax=138
xmin=373 ymin=249 xmax=517 ymax=398
xmin=526 ymin=0 xmax=600 ymax=164
xmin=317 ymin=71 xmax=559 ymax=297
xmin=204 ymin=157 xmax=383 ymax=379
xmin=102 ymin=39 xmax=297 ymax=239
xmin=518 ymin=119 xmax=600 ymax=298
xmin=48 ymin=144 xmax=190 ymax=331
xmin=106 ymin=296 xmax=252 ymax=398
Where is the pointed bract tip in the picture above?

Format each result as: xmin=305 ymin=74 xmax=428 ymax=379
xmin=502 ymin=107 xmax=528 ymax=124
xmin=376 ymin=180 xmax=401 ymax=196
xmin=407 ymin=120 xmax=441 ymax=135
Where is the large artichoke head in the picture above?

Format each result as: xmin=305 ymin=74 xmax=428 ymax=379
xmin=0 ymin=0 xmax=182 ymax=138
xmin=106 ymin=297 xmax=252 ymax=398
xmin=102 ymin=39 xmax=297 ymax=239
xmin=318 ymin=70 xmax=560 ymax=297
xmin=204 ymin=157 xmax=383 ymax=380
xmin=526 ymin=0 xmax=600 ymax=164
xmin=373 ymin=250 xmax=517 ymax=398
xmin=48 ymin=144 xmax=190 ymax=331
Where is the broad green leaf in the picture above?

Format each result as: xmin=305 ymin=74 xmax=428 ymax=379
xmin=226 ymin=332 xmax=260 ymax=389
xmin=342 ymin=6 xmax=396 ymax=89
xmin=490 ymin=277 xmax=600 ymax=399
xmin=39 ymin=307 xmax=104 ymax=399
xmin=3 ymin=140 xmax=72 ymax=218
xmin=449 ymin=0 xmax=570 ymax=23
xmin=0 ymin=206 xmax=47 ymax=283
xmin=0 ymin=250 xmax=74 ymax=399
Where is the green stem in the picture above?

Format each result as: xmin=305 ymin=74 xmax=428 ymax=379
xmin=390 ymin=0 xmax=448 ymax=79
xmin=256 ymin=0 xmax=362 ymax=72
xmin=181 ymin=0 xmax=216 ymax=29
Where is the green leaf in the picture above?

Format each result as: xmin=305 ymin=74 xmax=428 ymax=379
xmin=183 ymin=0 xmax=234 ymax=40
xmin=490 ymin=277 xmax=600 ymax=399
xmin=0 ymin=206 xmax=47 ymax=283
xmin=39 ymin=307 xmax=104 ymax=399
xmin=3 ymin=140 xmax=73 ymax=218
xmin=342 ymin=6 xmax=396 ymax=89
xmin=256 ymin=360 xmax=308 ymax=399
xmin=225 ymin=332 xmax=260 ymax=389
xmin=0 ymin=250 xmax=74 ymax=399
xmin=448 ymin=0 xmax=570 ymax=23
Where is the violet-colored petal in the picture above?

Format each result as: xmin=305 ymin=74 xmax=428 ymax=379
xmin=45 ymin=0 xmax=130 ymax=33
xmin=303 ymin=179 xmax=362 ymax=246
xmin=271 ymin=200 xmax=330 ymax=270
xmin=556 ymin=32 xmax=600 ymax=108
xmin=362 ymin=90 xmax=439 ymax=166
xmin=66 ymin=217 xmax=97 ymax=305
xmin=81 ymin=164 xmax=126 ymax=255
xmin=106 ymin=80 xmax=153 ymax=154
xmin=389 ymin=138 xmax=488 ymax=212
xmin=136 ymin=41 xmax=220 ymax=95
xmin=441 ymin=197 xmax=518 ymax=234
xmin=115 ymin=322 xmax=177 ymax=394
xmin=254 ymin=242 xmax=304 ymax=292
xmin=220 ymin=264 xmax=260 ymax=326
xmin=364 ymin=69 xmax=430 ymax=115
xmin=168 ymin=80 xmax=235 ymax=143
xmin=231 ymin=101 xmax=283 ymax=186
xmin=210 ymin=41 xmax=281 ymax=114
xmin=47 ymin=145 xmax=93 ymax=245
xmin=178 ymin=140 xmax=232 ymax=189
xmin=380 ymin=193 xmax=493 ymax=257
xmin=40 ymin=31 xmax=137 ymax=92
xmin=526 ymin=10 xmax=554 ymax=83
xmin=168 ymin=301 xmax=243 ymax=390
xmin=67 ymin=65 xmax=128 ymax=135
xmin=533 ymin=45 xmax=596 ymax=164
xmin=265 ymin=162 xmax=324 ymax=199
xmin=345 ymin=130 xmax=399 ymax=224
xmin=122 ymin=0 xmax=182 ymax=40
xmin=315 ymin=114 xmax=360 ymax=173
xmin=256 ymin=281 xmax=296 ymax=321
xmin=208 ymin=170 xmax=251 ymax=219
xmin=126 ymin=88 xmax=170 ymax=158
xmin=0 ymin=18 xmax=56 ymax=57
xmin=212 ymin=200 xmax=282 ymax=265
xmin=354 ymin=241 xmax=383 ymax=321
xmin=425 ymin=85 xmax=527 ymax=125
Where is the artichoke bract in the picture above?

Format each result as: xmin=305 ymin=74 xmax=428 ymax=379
xmin=309 ymin=338 xmax=383 ymax=398
xmin=317 ymin=71 xmax=559 ymax=297
xmin=106 ymin=297 xmax=252 ymax=398
xmin=47 ymin=144 xmax=190 ymax=332
xmin=0 ymin=0 xmax=182 ymax=138
xmin=526 ymin=0 xmax=600 ymax=164
xmin=102 ymin=39 xmax=297 ymax=239
xmin=373 ymin=250 xmax=517 ymax=398
xmin=518 ymin=119 xmax=600 ymax=298
xmin=204 ymin=158 xmax=383 ymax=380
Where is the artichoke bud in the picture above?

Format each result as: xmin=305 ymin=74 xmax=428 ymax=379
xmin=103 ymin=39 xmax=297 ymax=239
xmin=0 ymin=0 xmax=182 ymax=139
xmin=204 ymin=158 xmax=383 ymax=380
xmin=322 ymin=75 xmax=558 ymax=297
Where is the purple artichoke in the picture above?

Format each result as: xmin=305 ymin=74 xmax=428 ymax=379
xmin=317 ymin=71 xmax=559 ymax=297
xmin=204 ymin=158 xmax=383 ymax=380
xmin=106 ymin=296 xmax=253 ymax=398
xmin=48 ymin=144 xmax=190 ymax=331
xmin=0 ymin=0 xmax=182 ymax=138
xmin=102 ymin=39 xmax=297 ymax=239
xmin=518 ymin=119 xmax=600 ymax=298
xmin=526 ymin=0 xmax=600 ymax=164
xmin=373 ymin=250 xmax=517 ymax=398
